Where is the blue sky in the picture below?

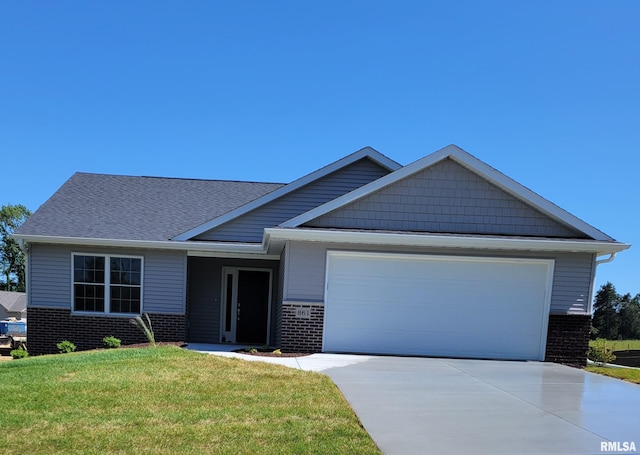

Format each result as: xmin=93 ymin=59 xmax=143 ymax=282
xmin=2 ymin=1 xmax=638 ymax=296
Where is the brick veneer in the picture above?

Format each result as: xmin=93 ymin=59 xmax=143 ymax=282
xmin=280 ymin=303 xmax=324 ymax=353
xmin=545 ymin=314 xmax=591 ymax=367
xmin=27 ymin=307 xmax=186 ymax=355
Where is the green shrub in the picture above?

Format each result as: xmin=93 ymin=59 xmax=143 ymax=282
xmin=249 ymin=348 xmax=258 ymax=354
xmin=587 ymin=338 xmax=616 ymax=365
xmin=10 ymin=346 xmax=29 ymax=359
xmin=57 ymin=340 xmax=77 ymax=354
xmin=103 ymin=336 xmax=121 ymax=349
xmin=272 ymin=349 xmax=282 ymax=356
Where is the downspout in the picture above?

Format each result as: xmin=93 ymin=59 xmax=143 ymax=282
xmin=587 ymin=252 xmax=618 ymax=314
xmin=595 ymin=252 xmax=617 ymax=266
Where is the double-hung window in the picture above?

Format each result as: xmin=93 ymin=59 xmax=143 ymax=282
xmin=73 ymin=254 xmax=143 ymax=315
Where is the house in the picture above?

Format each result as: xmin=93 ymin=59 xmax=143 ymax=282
xmin=14 ymin=145 xmax=630 ymax=365
xmin=0 ymin=291 xmax=26 ymax=320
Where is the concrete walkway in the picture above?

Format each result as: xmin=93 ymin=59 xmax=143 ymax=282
xmin=185 ymin=343 xmax=372 ymax=371
xmin=187 ymin=344 xmax=640 ymax=454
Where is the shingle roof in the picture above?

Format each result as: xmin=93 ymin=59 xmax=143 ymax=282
xmin=17 ymin=173 xmax=284 ymax=241
xmin=0 ymin=291 xmax=26 ymax=314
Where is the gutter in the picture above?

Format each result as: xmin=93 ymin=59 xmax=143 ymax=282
xmin=14 ymin=229 xmax=631 ymax=257
xmin=12 ymin=234 xmax=270 ymax=255
xmin=264 ymin=228 xmax=631 ymax=255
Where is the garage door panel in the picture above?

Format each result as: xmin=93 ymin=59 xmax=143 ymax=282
xmin=323 ymin=252 xmax=553 ymax=360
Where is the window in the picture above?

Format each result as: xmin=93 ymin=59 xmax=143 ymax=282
xmin=73 ymin=254 xmax=143 ymax=315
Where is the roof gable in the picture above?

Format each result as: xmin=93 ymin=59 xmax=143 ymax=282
xmin=172 ymin=147 xmax=401 ymax=241
xmin=283 ymin=145 xmax=614 ymax=241
xmin=193 ymin=157 xmax=393 ymax=242
xmin=0 ymin=291 xmax=26 ymax=313
xmin=305 ymin=157 xmax=584 ymax=238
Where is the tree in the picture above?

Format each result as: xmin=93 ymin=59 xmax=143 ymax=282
xmin=592 ymin=282 xmax=640 ymax=340
xmin=0 ymin=204 xmax=31 ymax=292
xmin=618 ymin=294 xmax=640 ymax=339
xmin=591 ymin=282 xmax=620 ymax=340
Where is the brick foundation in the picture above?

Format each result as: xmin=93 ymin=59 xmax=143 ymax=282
xmin=545 ymin=314 xmax=591 ymax=367
xmin=279 ymin=303 xmax=324 ymax=353
xmin=26 ymin=307 xmax=186 ymax=356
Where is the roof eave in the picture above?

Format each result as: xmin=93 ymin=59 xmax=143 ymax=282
xmin=13 ymin=234 xmax=276 ymax=257
xmin=264 ymin=227 xmax=631 ymax=256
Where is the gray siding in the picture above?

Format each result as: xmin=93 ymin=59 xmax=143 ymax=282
xmin=307 ymin=158 xmax=585 ymax=238
xmin=186 ymin=257 xmax=279 ymax=344
xmin=284 ymin=241 xmax=595 ymax=315
xmin=30 ymin=244 xmax=71 ymax=309
xmin=29 ymin=244 xmax=186 ymax=314
xmin=195 ymin=158 xmax=391 ymax=243
xmin=551 ymin=253 xmax=596 ymax=315
xmin=273 ymin=247 xmax=286 ymax=346
xmin=143 ymin=250 xmax=187 ymax=314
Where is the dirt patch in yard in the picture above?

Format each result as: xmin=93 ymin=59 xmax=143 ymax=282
xmin=122 ymin=341 xmax=187 ymax=349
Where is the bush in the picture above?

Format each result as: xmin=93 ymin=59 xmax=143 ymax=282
xmin=272 ymin=349 xmax=282 ymax=356
xmin=57 ymin=340 xmax=76 ymax=354
xmin=103 ymin=336 xmax=121 ymax=349
xmin=587 ymin=338 xmax=616 ymax=365
xmin=10 ymin=346 xmax=29 ymax=359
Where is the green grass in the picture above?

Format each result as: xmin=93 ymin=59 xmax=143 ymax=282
xmin=585 ymin=366 xmax=640 ymax=384
xmin=588 ymin=339 xmax=640 ymax=351
xmin=0 ymin=347 xmax=380 ymax=454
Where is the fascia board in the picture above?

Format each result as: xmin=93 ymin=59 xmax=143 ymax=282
xmin=282 ymin=145 xmax=614 ymax=242
xmin=444 ymin=147 xmax=614 ymax=241
xmin=171 ymin=147 xmax=401 ymax=241
xmin=264 ymin=228 xmax=631 ymax=255
xmin=13 ymin=234 xmax=269 ymax=255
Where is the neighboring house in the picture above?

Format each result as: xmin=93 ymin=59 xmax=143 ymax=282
xmin=0 ymin=290 xmax=27 ymax=320
xmin=14 ymin=145 xmax=630 ymax=365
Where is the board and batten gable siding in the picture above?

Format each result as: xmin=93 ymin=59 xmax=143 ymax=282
xmin=306 ymin=158 xmax=585 ymax=238
xmin=283 ymin=241 xmax=596 ymax=315
xmin=194 ymin=158 xmax=391 ymax=243
xmin=28 ymin=244 xmax=187 ymax=314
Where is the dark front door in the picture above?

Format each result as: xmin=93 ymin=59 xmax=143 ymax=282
xmin=236 ymin=270 xmax=270 ymax=343
xmin=222 ymin=268 xmax=271 ymax=344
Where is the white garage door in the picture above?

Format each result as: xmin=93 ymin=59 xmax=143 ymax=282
xmin=324 ymin=251 xmax=554 ymax=360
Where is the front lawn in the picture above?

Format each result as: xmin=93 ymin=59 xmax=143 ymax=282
xmin=585 ymin=366 xmax=640 ymax=384
xmin=588 ymin=339 xmax=640 ymax=351
xmin=0 ymin=347 xmax=380 ymax=454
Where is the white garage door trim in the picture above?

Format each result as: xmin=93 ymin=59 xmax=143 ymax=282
xmin=323 ymin=251 xmax=554 ymax=360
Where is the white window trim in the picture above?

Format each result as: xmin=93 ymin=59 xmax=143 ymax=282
xmin=71 ymin=252 xmax=144 ymax=316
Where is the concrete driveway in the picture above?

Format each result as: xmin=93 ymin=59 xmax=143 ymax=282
xmin=324 ymin=357 xmax=640 ymax=455
xmin=188 ymin=345 xmax=640 ymax=454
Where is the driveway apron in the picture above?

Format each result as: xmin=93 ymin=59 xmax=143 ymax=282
xmin=324 ymin=357 xmax=640 ymax=455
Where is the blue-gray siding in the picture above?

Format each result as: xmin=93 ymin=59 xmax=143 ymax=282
xmin=306 ymin=158 xmax=585 ymax=238
xmin=195 ymin=158 xmax=391 ymax=242
xmin=283 ymin=241 xmax=595 ymax=315
xmin=29 ymin=244 xmax=186 ymax=314
xmin=273 ymin=247 xmax=286 ymax=346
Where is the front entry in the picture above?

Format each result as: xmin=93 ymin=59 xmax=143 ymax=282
xmin=221 ymin=268 xmax=271 ymax=344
